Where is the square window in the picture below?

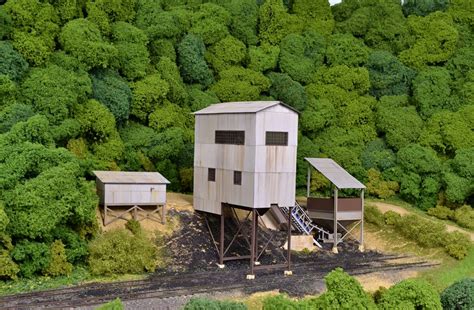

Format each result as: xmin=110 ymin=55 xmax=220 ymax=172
xmin=233 ymin=171 xmax=242 ymax=185
xmin=208 ymin=168 xmax=215 ymax=182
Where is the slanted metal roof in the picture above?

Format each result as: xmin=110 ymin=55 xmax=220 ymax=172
xmin=93 ymin=171 xmax=170 ymax=184
xmin=305 ymin=158 xmax=366 ymax=189
xmin=193 ymin=101 xmax=299 ymax=115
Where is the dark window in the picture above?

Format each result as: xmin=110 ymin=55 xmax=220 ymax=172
xmin=265 ymin=131 xmax=288 ymax=146
xmin=215 ymin=130 xmax=245 ymax=145
xmin=208 ymin=168 xmax=215 ymax=182
xmin=233 ymin=171 xmax=242 ymax=185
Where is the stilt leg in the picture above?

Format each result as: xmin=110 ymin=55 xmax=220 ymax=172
xmin=161 ymin=204 xmax=166 ymax=225
xmin=219 ymin=207 xmax=225 ymax=267
xmin=247 ymin=209 xmax=256 ymax=280
xmin=285 ymin=206 xmax=293 ymax=276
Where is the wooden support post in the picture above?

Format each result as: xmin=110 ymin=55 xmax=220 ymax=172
xmin=219 ymin=206 xmax=225 ymax=267
xmin=285 ymin=206 xmax=292 ymax=276
xmin=359 ymin=189 xmax=365 ymax=252
xmin=133 ymin=206 xmax=138 ymax=220
xmin=161 ymin=204 xmax=166 ymax=225
xmin=248 ymin=209 xmax=256 ymax=279
xmin=104 ymin=205 xmax=108 ymax=226
xmin=332 ymin=188 xmax=339 ymax=254
xmin=307 ymin=166 xmax=311 ymax=198
xmin=254 ymin=211 xmax=258 ymax=264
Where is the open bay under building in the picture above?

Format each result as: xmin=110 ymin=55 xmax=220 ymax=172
xmin=193 ymin=101 xmax=298 ymax=277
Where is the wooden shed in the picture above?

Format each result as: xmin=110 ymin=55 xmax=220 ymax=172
xmin=93 ymin=171 xmax=170 ymax=225
xmin=304 ymin=158 xmax=366 ymax=253
xmin=193 ymin=101 xmax=298 ymax=277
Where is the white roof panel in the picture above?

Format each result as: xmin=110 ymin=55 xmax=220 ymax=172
xmin=93 ymin=171 xmax=170 ymax=184
xmin=193 ymin=101 xmax=298 ymax=115
xmin=305 ymin=158 xmax=366 ymax=189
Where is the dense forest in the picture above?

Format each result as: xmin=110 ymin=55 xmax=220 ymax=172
xmin=0 ymin=0 xmax=473 ymax=279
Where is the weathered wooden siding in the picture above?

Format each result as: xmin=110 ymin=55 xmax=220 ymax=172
xmin=100 ymin=184 xmax=167 ymax=206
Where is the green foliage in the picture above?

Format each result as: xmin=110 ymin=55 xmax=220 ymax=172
xmin=384 ymin=210 xmax=401 ymax=226
xmin=291 ymin=0 xmax=334 ymax=36
xmin=75 ymin=99 xmax=116 ymax=142
xmin=326 ymin=33 xmax=370 ymax=67
xmin=45 ymin=240 xmax=73 ymax=277
xmin=258 ymin=0 xmax=302 ymax=45
xmin=248 ymin=43 xmax=279 ymax=73
xmin=91 ymin=69 xmax=132 ymax=125
xmin=88 ymin=229 xmax=157 ymax=275
xmin=211 ymin=67 xmax=270 ymax=102
xmin=267 ymin=73 xmax=307 ymax=111
xmin=96 ymin=298 xmax=124 ymax=310
xmin=111 ymin=22 xmax=149 ymax=80
xmin=4 ymin=115 xmax=54 ymax=146
xmin=0 ymin=103 xmax=34 ymax=134
xmin=453 ymin=205 xmax=474 ymax=230
xmin=190 ymin=3 xmax=230 ymax=45
xmin=125 ymin=219 xmax=141 ymax=236
xmin=427 ymin=205 xmax=454 ymax=220
xmin=403 ymin=0 xmax=448 ymax=17
xmin=177 ymin=34 xmax=214 ymax=87
xmin=206 ymin=35 xmax=246 ymax=73
xmin=148 ymin=102 xmax=189 ymax=132
xmin=184 ymin=298 xmax=247 ymax=310
xmin=399 ymin=12 xmax=458 ymax=69
xmin=443 ymin=231 xmax=471 ymax=260
xmin=440 ymin=278 xmax=474 ymax=310
xmin=366 ymin=168 xmax=399 ymax=199
xmin=11 ymin=240 xmax=51 ymax=278
xmin=0 ymin=41 xmax=29 ymax=81
xmin=130 ymin=74 xmax=169 ymax=121
xmin=364 ymin=205 xmax=385 ymax=227
xmin=0 ymin=250 xmax=19 ymax=280
xmin=377 ymin=279 xmax=442 ymax=310
xmin=279 ymin=31 xmax=325 ymax=84
xmin=21 ymin=64 xmax=92 ymax=124
xmin=59 ymin=18 xmax=118 ymax=70
xmin=367 ymin=51 xmax=415 ymax=99
xmin=156 ymin=56 xmax=189 ymax=106
xmin=225 ymin=0 xmax=258 ymax=46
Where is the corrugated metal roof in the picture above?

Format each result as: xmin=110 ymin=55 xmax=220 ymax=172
xmin=305 ymin=158 xmax=366 ymax=189
xmin=93 ymin=171 xmax=170 ymax=184
xmin=193 ymin=101 xmax=299 ymax=115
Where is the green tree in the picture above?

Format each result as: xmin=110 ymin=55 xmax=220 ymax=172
xmin=156 ymin=57 xmax=189 ymax=106
xmin=206 ymin=35 xmax=246 ymax=73
xmin=403 ymin=0 xmax=448 ymax=17
xmin=441 ymin=278 xmax=474 ymax=310
xmin=267 ymin=72 xmax=307 ymax=111
xmin=377 ymin=279 xmax=442 ymax=310
xmin=225 ymin=0 xmax=258 ymax=46
xmin=0 ymin=41 xmax=29 ymax=81
xmin=21 ymin=65 xmax=91 ymax=124
xmin=291 ymin=0 xmax=334 ymax=36
xmin=130 ymin=74 xmax=169 ymax=122
xmin=326 ymin=33 xmax=369 ymax=67
xmin=189 ymin=3 xmax=230 ymax=45
xmin=0 ymin=103 xmax=34 ymax=134
xmin=111 ymin=22 xmax=149 ymax=80
xmin=74 ymin=99 xmax=116 ymax=142
xmin=59 ymin=18 xmax=118 ymax=70
xmin=86 ymin=0 xmax=137 ymax=35
xmin=258 ymin=0 xmax=302 ymax=45
xmin=91 ymin=69 xmax=132 ymax=125
xmin=248 ymin=43 xmax=280 ymax=72
xmin=367 ymin=51 xmax=415 ymax=99
xmin=11 ymin=240 xmax=51 ymax=278
xmin=177 ymin=34 xmax=214 ymax=87
xmin=279 ymin=31 xmax=326 ymax=84
xmin=45 ymin=240 xmax=73 ymax=277
xmin=399 ymin=11 xmax=458 ymax=69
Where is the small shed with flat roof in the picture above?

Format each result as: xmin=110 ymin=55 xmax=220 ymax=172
xmin=94 ymin=171 xmax=170 ymax=225
xmin=304 ymin=158 xmax=366 ymax=253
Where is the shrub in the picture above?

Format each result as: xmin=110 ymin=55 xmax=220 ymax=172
xmin=88 ymin=229 xmax=157 ymax=275
xmin=45 ymin=240 xmax=73 ymax=277
xmin=0 ymin=250 xmax=19 ymax=280
xmin=11 ymin=241 xmax=51 ymax=278
xmin=96 ymin=298 xmax=124 ymax=310
xmin=184 ymin=297 xmax=247 ymax=310
xmin=397 ymin=215 xmax=445 ymax=248
xmin=364 ymin=205 xmax=385 ymax=227
xmin=453 ymin=205 xmax=474 ymax=230
xmin=427 ymin=205 xmax=454 ymax=220
xmin=366 ymin=168 xmax=399 ymax=199
xmin=384 ymin=211 xmax=401 ymax=226
xmin=377 ymin=279 xmax=442 ymax=310
xmin=442 ymin=231 xmax=471 ymax=260
xmin=125 ymin=219 xmax=141 ymax=236
xmin=440 ymin=278 xmax=474 ymax=310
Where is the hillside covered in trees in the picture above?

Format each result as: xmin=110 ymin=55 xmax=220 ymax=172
xmin=0 ymin=0 xmax=473 ymax=279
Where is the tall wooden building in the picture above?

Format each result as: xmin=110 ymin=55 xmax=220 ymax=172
xmin=193 ymin=101 xmax=298 ymax=277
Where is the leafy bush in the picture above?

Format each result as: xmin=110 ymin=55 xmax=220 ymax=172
xmin=45 ymin=240 xmax=72 ymax=277
xmin=427 ymin=205 xmax=454 ymax=220
xmin=364 ymin=205 xmax=385 ymax=227
xmin=440 ymin=278 xmax=474 ymax=310
xmin=0 ymin=250 xmax=19 ymax=280
xmin=398 ymin=215 xmax=445 ymax=248
xmin=442 ymin=232 xmax=471 ymax=260
xmin=11 ymin=241 xmax=51 ymax=278
xmin=377 ymin=279 xmax=442 ymax=310
xmin=125 ymin=219 xmax=141 ymax=236
xmin=184 ymin=297 xmax=246 ymax=310
xmin=366 ymin=168 xmax=399 ymax=199
xmin=96 ymin=298 xmax=124 ymax=310
xmin=453 ymin=205 xmax=474 ymax=230
xmin=88 ymin=229 xmax=157 ymax=276
xmin=384 ymin=211 xmax=401 ymax=226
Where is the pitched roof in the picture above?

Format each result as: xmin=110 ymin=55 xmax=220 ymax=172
xmin=93 ymin=171 xmax=170 ymax=184
xmin=193 ymin=101 xmax=299 ymax=115
xmin=305 ymin=158 xmax=366 ymax=189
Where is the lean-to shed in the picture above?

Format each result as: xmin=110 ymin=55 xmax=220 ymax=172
xmin=94 ymin=171 xmax=170 ymax=225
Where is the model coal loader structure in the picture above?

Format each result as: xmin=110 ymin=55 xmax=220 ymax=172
xmin=193 ymin=101 xmax=299 ymax=279
xmin=304 ymin=158 xmax=366 ymax=253
xmin=94 ymin=171 xmax=170 ymax=225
